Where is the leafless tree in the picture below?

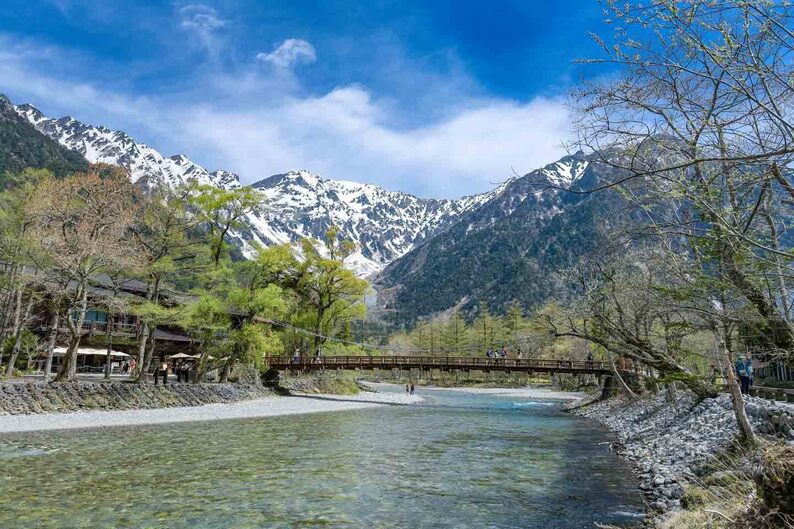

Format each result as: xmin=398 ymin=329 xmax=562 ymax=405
xmin=25 ymin=165 xmax=142 ymax=382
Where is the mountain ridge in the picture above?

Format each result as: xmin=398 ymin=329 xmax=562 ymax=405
xmin=12 ymin=100 xmax=505 ymax=277
xmin=371 ymin=151 xmax=619 ymax=323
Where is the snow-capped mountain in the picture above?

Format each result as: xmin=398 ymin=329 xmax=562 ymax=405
xmin=14 ymin=104 xmax=239 ymax=190
xmin=13 ymin=103 xmax=503 ymax=276
xmin=245 ymin=171 xmax=504 ymax=276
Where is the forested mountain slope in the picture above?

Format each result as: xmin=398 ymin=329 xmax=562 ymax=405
xmin=373 ymin=153 xmax=623 ymax=323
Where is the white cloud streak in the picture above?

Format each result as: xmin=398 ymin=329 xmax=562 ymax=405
xmin=256 ymin=39 xmax=317 ymax=68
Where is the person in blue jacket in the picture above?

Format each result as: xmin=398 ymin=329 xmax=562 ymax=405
xmin=735 ymin=355 xmax=752 ymax=395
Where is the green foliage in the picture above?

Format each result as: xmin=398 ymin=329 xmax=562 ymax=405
xmin=130 ymin=302 xmax=179 ymax=326
xmin=188 ymin=184 xmax=266 ymax=266
xmin=321 ymin=342 xmax=372 ymax=356
xmin=296 ymin=229 xmax=370 ymax=351
xmin=2 ymin=330 xmax=39 ymax=371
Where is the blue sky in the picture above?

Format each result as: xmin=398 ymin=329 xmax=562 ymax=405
xmin=0 ymin=0 xmax=614 ymax=198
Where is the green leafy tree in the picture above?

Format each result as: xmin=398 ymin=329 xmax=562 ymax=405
xmin=297 ymin=227 xmax=369 ymax=354
xmin=188 ymin=184 xmax=266 ymax=266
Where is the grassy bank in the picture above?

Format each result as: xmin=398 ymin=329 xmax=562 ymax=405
xmin=279 ymin=371 xmax=363 ymax=395
xmin=664 ymin=443 xmax=793 ymax=529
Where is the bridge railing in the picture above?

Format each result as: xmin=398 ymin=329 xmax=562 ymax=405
xmin=265 ymin=355 xmax=608 ymax=372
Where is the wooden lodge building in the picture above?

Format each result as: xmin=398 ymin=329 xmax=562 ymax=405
xmin=2 ymin=262 xmax=200 ymax=375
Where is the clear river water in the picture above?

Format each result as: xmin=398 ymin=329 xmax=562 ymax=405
xmin=0 ymin=386 xmax=644 ymax=529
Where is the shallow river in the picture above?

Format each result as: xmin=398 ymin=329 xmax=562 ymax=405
xmin=0 ymin=386 xmax=644 ymax=528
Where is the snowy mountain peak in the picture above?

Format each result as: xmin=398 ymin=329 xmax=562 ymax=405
xmin=14 ymin=104 xmax=234 ymax=190
xmin=247 ymin=169 xmax=501 ymax=276
xmin=541 ymin=153 xmax=589 ymax=188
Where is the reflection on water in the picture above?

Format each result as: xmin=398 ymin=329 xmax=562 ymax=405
xmin=0 ymin=387 xmax=644 ymax=529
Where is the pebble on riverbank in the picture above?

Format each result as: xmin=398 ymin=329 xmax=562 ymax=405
xmin=569 ymin=392 xmax=794 ymax=521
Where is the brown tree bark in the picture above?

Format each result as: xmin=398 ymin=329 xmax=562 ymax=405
xmin=0 ymin=287 xmax=23 ymax=369
xmin=104 ymin=312 xmax=113 ymax=379
xmin=55 ymin=286 xmax=88 ymax=382
xmin=717 ymin=327 xmax=756 ymax=445
xmin=138 ymin=328 xmax=156 ymax=385
xmin=42 ymin=310 xmax=60 ymax=383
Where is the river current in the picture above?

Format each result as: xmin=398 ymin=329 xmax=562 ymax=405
xmin=0 ymin=386 xmax=644 ymax=528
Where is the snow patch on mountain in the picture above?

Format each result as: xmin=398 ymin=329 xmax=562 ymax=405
xmin=248 ymin=170 xmax=503 ymax=276
xmin=541 ymin=156 xmax=589 ymax=188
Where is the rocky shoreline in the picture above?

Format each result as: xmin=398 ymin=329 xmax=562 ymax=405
xmin=568 ymin=392 xmax=794 ymax=523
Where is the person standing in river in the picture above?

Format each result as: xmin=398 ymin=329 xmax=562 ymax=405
xmin=410 ymin=384 xmax=415 ymax=395
xmin=406 ymin=384 xmax=410 ymax=394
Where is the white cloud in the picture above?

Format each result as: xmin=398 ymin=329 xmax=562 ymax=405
xmin=0 ymin=35 xmax=570 ymax=199
xmin=175 ymin=86 xmax=569 ymax=197
xmin=177 ymin=4 xmax=228 ymax=57
xmin=256 ymin=39 xmax=317 ymax=68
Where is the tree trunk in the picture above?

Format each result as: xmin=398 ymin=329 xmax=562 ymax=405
xmin=135 ymin=323 xmax=150 ymax=382
xmin=0 ymin=287 xmax=23 ymax=369
xmin=608 ymin=352 xmax=637 ymax=398
xmin=6 ymin=295 xmax=35 ymax=377
xmin=0 ymin=264 xmax=21 ymax=341
xmin=104 ymin=312 xmax=113 ymax=380
xmin=717 ymin=328 xmax=756 ymax=445
xmin=219 ymin=360 xmax=230 ymax=383
xmin=139 ymin=328 xmax=156 ymax=385
xmin=55 ymin=286 xmax=88 ymax=382
xmin=42 ymin=310 xmax=60 ymax=383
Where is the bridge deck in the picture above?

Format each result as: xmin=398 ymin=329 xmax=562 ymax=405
xmin=266 ymin=355 xmax=611 ymax=375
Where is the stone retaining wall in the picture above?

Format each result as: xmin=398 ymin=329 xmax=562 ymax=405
xmin=0 ymin=381 xmax=273 ymax=415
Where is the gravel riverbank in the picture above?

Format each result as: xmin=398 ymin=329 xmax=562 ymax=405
xmin=569 ymin=392 xmax=794 ymax=519
xmin=0 ymin=390 xmax=424 ymax=433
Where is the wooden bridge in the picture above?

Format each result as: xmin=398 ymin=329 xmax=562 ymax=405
xmin=265 ymin=355 xmax=612 ymax=375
